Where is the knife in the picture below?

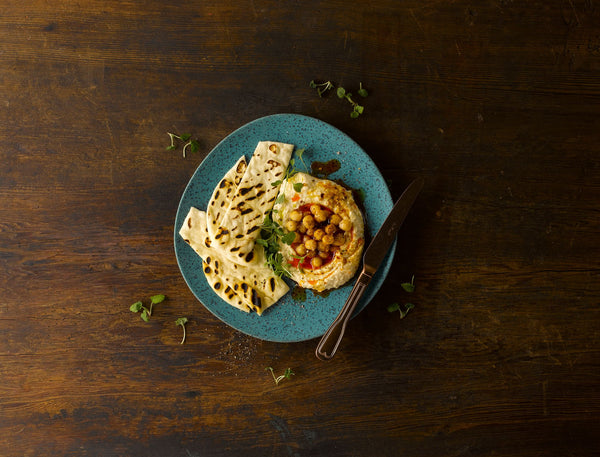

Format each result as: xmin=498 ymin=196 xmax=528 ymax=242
xmin=315 ymin=177 xmax=424 ymax=360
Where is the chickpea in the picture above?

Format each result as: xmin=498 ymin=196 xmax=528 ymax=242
xmin=318 ymin=250 xmax=329 ymax=259
xmin=295 ymin=244 xmax=307 ymax=256
xmin=333 ymin=233 xmax=346 ymax=246
xmin=304 ymin=238 xmax=317 ymax=251
xmin=309 ymin=204 xmax=321 ymax=215
xmin=330 ymin=214 xmax=342 ymax=225
xmin=306 ymin=228 xmax=315 ymax=236
xmin=317 ymin=241 xmax=329 ymax=252
xmin=325 ymin=224 xmax=336 ymax=235
xmin=314 ymin=210 xmax=328 ymax=223
xmin=313 ymin=228 xmax=325 ymax=241
xmin=322 ymin=234 xmax=335 ymax=245
xmin=339 ymin=219 xmax=353 ymax=232
xmin=311 ymin=256 xmax=323 ymax=268
xmin=289 ymin=210 xmax=303 ymax=222
xmin=293 ymin=232 xmax=302 ymax=243
xmin=297 ymin=224 xmax=307 ymax=234
xmin=302 ymin=214 xmax=315 ymax=229
xmin=285 ymin=220 xmax=298 ymax=232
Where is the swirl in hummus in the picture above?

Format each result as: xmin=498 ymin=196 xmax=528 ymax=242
xmin=272 ymin=172 xmax=365 ymax=292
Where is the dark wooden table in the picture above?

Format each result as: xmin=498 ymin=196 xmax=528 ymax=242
xmin=1 ymin=1 xmax=599 ymax=456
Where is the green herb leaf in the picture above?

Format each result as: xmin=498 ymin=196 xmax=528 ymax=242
xmin=175 ymin=317 xmax=188 ymax=344
xmin=358 ymin=82 xmax=368 ymax=97
xmin=336 ymin=87 xmax=346 ymax=98
xmin=401 ymin=282 xmax=415 ymax=293
xmin=140 ymin=310 xmax=150 ymax=322
xmin=387 ymin=303 xmax=400 ymax=313
xmin=388 ymin=302 xmax=414 ymax=319
xmin=401 ymin=275 xmax=415 ymax=293
xmin=271 ymin=180 xmax=282 ymax=186
xmin=293 ymin=182 xmax=304 ymax=192
xmin=130 ymin=301 xmax=143 ymax=313
xmin=275 ymin=194 xmax=286 ymax=205
xmin=281 ymin=231 xmax=297 ymax=245
xmin=150 ymin=294 xmax=165 ymax=304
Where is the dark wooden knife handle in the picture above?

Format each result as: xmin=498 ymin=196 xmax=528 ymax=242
xmin=315 ymin=271 xmax=372 ymax=360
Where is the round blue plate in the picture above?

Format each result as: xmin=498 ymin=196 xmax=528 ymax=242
xmin=174 ymin=114 xmax=395 ymax=342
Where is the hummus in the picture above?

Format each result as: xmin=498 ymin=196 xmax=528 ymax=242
xmin=272 ymin=172 xmax=365 ymax=292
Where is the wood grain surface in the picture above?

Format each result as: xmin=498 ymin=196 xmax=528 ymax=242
xmin=1 ymin=1 xmax=599 ymax=456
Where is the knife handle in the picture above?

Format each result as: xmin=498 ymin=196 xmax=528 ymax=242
xmin=315 ymin=271 xmax=372 ymax=360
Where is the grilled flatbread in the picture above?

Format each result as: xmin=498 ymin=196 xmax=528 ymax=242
xmin=179 ymin=207 xmax=289 ymax=315
xmin=212 ymin=141 xmax=294 ymax=265
xmin=206 ymin=156 xmax=247 ymax=242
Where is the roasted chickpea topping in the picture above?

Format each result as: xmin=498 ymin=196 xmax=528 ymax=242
xmin=313 ymin=228 xmax=325 ymax=241
xmin=339 ymin=219 xmax=353 ymax=232
xmin=302 ymin=214 xmax=315 ymax=229
xmin=289 ymin=210 xmax=303 ymax=222
xmin=287 ymin=202 xmax=353 ymax=271
xmin=325 ymin=224 xmax=337 ymax=235
xmin=330 ymin=214 xmax=342 ymax=225
xmin=304 ymin=238 xmax=317 ymax=251
xmin=317 ymin=241 xmax=329 ymax=252
xmin=314 ymin=210 xmax=328 ymax=223
xmin=322 ymin=234 xmax=334 ymax=245
xmin=333 ymin=233 xmax=346 ymax=246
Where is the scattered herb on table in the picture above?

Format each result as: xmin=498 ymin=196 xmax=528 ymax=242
xmin=401 ymin=275 xmax=416 ymax=293
xmin=266 ymin=367 xmax=294 ymax=385
xmin=388 ymin=275 xmax=416 ymax=318
xmin=336 ymin=86 xmax=365 ymax=119
xmin=166 ymin=132 xmax=200 ymax=158
xmin=310 ymin=80 xmax=369 ymax=118
xmin=309 ymin=80 xmax=334 ymax=97
xmin=129 ymin=294 xmax=166 ymax=322
xmin=175 ymin=317 xmax=189 ymax=344
xmin=387 ymin=302 xmax=414 ymax=319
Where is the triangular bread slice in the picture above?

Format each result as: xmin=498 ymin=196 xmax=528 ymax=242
xmin=212 ymin=141 xmax=294 ymax=265
xmin=179 ymin=207 xmax=289 ymax=315
xmin=206 ymin=155 xmax=247 ymax=242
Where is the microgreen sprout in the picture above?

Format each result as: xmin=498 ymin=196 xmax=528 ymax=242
xmin=129 ymin=294 xmax=165 ymax=322
xmin=336 ymin=86 xmax=365 ymax=118
xmin=166 ymin=132 xmax=200 ymax=158
xmin=309 ymin=80 xmax=334 ymax=97
xmin=311 ymin=80 xmax=368 ymax=118
xmin=387 ymin=302 xmax=414 ymax=319
xmin=401 ymin=275 xmax=415 ymax=293
xmin=266 ymin=367 xmax=294 ymax=385
xmin=256 ymin=213 xmax=295 ymax=278
xmin=388 ymin=275 xmax=415 ymax=318
xmin=175 ymin=317 xmax=188 ymax=344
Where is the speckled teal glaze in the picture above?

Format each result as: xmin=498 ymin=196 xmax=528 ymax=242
xmin=174 ymin=114 xmax=395 ymax=342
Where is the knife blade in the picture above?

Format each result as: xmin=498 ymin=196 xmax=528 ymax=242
xmin=315 ymin=176 xmax=424 ymax=360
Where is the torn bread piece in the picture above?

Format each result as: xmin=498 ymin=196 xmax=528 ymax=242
xmin=179 ymin=207 xmax=289 ymax=315
xmin=212 ymin=141 xmax=294 ymax=265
